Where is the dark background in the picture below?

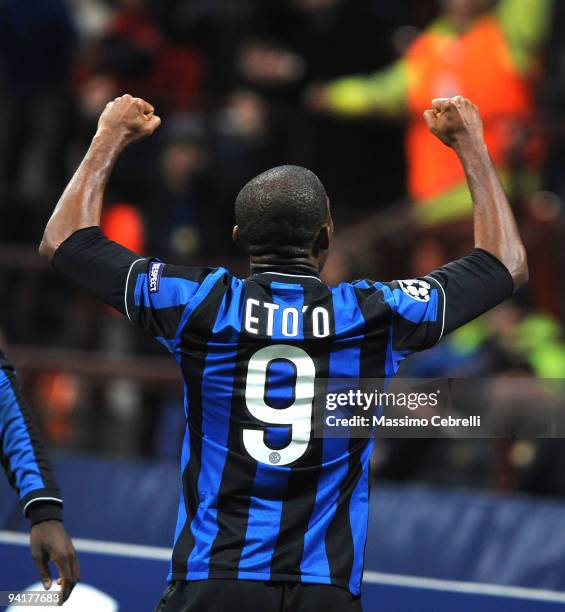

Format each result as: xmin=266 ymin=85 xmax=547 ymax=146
xmin=1 ymin=0 xmax=565 ymax=499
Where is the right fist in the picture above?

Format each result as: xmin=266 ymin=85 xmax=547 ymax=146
xmin=97 ymin=94 xmax=161 ymax=145
xmin=423 ymin=96 xmax=483 ymax=149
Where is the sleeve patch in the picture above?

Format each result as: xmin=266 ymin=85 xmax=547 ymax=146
xmin=398 ymin=279 xmax=432 ymax=302
xmin=148 ymin=261 xmax=165 ymax=293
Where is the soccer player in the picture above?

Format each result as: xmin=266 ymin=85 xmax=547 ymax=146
xmin=39 ymin=94 xmax=527 ymax=611
xmin=1 ymin=350 xmax=79 ymax=604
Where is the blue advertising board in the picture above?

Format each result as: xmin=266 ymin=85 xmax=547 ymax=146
xmin=2 ymin=455 xmax=565 ymax=611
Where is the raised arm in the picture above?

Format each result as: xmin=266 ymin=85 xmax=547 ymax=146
xmin=39 ymin=95 xmax=213 ymax=341
xmin=39 ymin=94 xmax=160 ymax=262
xmin=423 ymin=96 xmax=528 ymax=290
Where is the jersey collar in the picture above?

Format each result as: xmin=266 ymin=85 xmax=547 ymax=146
xmin=248 ymin=265 xmax=321 ymax=283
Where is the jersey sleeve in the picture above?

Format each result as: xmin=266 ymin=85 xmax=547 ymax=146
xmin=123 ymin=258 xmax=220 ymax=348
xmin=428 ymin=248 xmax=514 ymax=335
xmin=0 ymin=351 xmax=63 ymax=524
xmin=53 ymin=226 xmax=219 ymax=351
xmin=378 ymin=275 xmax=446 ymax=354
xmin=377 ymin=249 xmax=514 ymax=355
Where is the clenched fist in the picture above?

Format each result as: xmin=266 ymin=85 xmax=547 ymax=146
xmin=423 ymin=96 xmax=484 ymax=150
xmin=97 ymin=94 xmax=161 ymax=146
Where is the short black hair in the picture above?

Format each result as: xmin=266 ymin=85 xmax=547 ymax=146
xmin=235 ymin=165 xmax=329 ymax=258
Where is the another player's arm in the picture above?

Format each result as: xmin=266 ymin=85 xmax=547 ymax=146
xmin=424 ymin=96 xmax=528 ymax=290
xmin=39 ymin=95 xmax=160 ymax=262
xmin=0 ymin=354 xmax=79 ymax=604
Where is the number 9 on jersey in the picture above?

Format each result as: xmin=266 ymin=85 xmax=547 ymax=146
xmin=243 ymin=344 xmax=316 ymax=466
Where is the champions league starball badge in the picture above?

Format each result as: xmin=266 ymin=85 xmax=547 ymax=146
xmin=398 ymin=279 xmax=432 ymax=302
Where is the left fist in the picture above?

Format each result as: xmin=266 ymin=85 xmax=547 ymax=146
xmin=423 ymin=96 xmax=484 ymax=150
xmin=97 ymin=94 xmax=161 ymax=145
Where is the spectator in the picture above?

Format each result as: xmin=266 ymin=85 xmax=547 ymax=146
xmin=0 ymin=0 xmax=76 ymax=197
xmin=311 ymin=0 xmax=552 ymax=225
xmin=144 ymin=115 xmax=209 ymax=258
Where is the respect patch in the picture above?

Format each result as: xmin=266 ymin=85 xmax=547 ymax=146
xmin=148 ymin=261 xmax=165 ymax=293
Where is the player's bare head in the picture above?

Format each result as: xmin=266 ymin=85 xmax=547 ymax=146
xmin=234 ymin=165 xmax=332 ymax=263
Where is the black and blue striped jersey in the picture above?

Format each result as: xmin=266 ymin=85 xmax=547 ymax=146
xmin=53 ymin=227 xmax=514 ymax=595
xmin=0 ymin=350 xmax=63 ymax=524
xmin=126 ymin=263 xmax=447 ymax=594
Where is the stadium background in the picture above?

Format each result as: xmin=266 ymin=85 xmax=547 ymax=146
xmin=1 ymin=0 xmax=565 ymax=610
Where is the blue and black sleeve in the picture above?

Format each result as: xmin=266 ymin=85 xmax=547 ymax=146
xmin=53 ymin=226 xmax=221 ymax=349
xmin=372 ymin=248 xmax=514 ymax=356
xmin=0 ymin=351 xmax=63 ymax=525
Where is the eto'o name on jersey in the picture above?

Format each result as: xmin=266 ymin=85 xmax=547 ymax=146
xmin=244 ymin=298 xmax=330 ymax=338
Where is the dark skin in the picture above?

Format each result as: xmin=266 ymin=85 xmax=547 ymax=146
xmin=30 ymin=520 xmax=79 ymax=605
xmin=39 ymin=94 xmax=527 ymax=291
xmin=232 ymin=201 xmax=334 ymax=275
xmin=423 ymin=95 xmax=527 ymax=287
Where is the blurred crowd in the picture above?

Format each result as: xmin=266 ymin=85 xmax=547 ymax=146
xmin=1 ymin=0 xmax=565 ymax=497
xmin=0 ymin=0 xmax=415 ymax=256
